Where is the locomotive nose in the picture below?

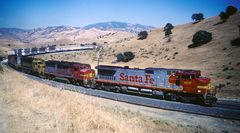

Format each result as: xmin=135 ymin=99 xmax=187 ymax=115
xmin=197 ymin=77 xmax=211 ymax=84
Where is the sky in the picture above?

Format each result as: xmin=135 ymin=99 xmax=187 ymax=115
xmin=0 ymin=0 xmax=239 ymax=29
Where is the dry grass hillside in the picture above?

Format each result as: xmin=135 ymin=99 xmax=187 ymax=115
xmin=0 ymin=66 xmax=213 ymax=133
xmin=36 ymin=12 xmax=240 ymax=99
xmin=0 ymin=28 xmax=134 ymax=57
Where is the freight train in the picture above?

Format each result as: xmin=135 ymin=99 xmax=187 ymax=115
xmin=8 ymin=44 xmax=98 ymax=56
xmin=8 ymin=55 xmax=217 ymax=106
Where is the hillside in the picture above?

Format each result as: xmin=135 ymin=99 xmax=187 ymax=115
xmin=0 ymin=22 xmax=154 ymax=51
xmin=0 ymin=26 xmax=134 ymax=49
xmin=36 ymin=12 xmax=240 ymax=99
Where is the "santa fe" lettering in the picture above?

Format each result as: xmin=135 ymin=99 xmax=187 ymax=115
xmin=120 ymin=73 xmax=154 ymax=84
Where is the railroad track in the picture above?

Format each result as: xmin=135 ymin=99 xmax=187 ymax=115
xmin=3 ymin=64 xmax=240 ymax=121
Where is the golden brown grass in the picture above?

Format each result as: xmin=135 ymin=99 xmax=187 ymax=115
xmin=0 ymin=66 xmax=204 ymax=133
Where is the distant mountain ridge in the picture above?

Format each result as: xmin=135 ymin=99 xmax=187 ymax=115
xmin=0 ymin=21 xmax=154 ymax=44
xmin=0 ymin=21 xmax=154 ymax=34
xmin=83 ymin=21 xmax=155 ymax=33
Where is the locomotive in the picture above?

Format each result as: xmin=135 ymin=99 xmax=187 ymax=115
xmin=95 ymin=66 xmax=217 ymax=105
xmin=7 ymin=55 xmax=217 ymax=106
xmin=44 ymin=60 xmax=95 ymax=87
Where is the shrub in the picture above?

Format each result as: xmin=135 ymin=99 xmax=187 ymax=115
xmin=191 ymin=13 xmax=204 ymax=22
xmin=222 ymin=67 xmax=229 ymax=71
xmin=116 ymin=53 xmax=125 ymax=62
xmin=164 ymin=23 xmax=174 ymax=37
xmin=92 ymin=42 xmax=97 ymax=45
xmin=0 ymin=64 xmax=3 ymax=72
xmin=231 ymin=38 xmax=240 ymax=46
xmin=219 ymin=11 xmax=229 ymax=22
xmin=226 ymin=6 xmax=238 ymax=16
xmin=215 ymin=84 xmax=226 ymax=90
xmin=218 ymin=6 xmax=238 ymax=23
xmin=226 ymin=75 xmax=232 ymax=79
xmin=116 ymin=51 xmax=135 ymax=62
xmin=123 ymin=51 xmax=135 ymax=62
xmin=188 ymin=30 xmax=212 ymax=48
xmin=137 ymin=31 xmax=148 ymax=40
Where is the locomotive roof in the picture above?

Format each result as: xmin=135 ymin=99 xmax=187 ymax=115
xmin=96 ymin=65 xmax=191 ymax=71
xmin=46 ymin=60 xmax=90 ymax=66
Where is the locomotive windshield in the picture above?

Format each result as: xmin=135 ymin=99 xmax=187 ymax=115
xmin=98 ymin=69 xmax=116 ymax=76
xmin=181 ymin=74 xmax=194 ymax=80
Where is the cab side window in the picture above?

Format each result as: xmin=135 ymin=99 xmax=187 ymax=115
xmin=182 ymin=74 xmax=191 ymax=80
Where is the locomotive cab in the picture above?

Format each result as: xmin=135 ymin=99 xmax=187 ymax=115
xmin=169 ymin=70 xmax=217 ymax=105
xmin=73 ymin=64 xmax=95 ymax=79
xmin=169 ymin=70 xmax=209 ymax=93
xmin=32 ymin=58 xmax=45 ymax=76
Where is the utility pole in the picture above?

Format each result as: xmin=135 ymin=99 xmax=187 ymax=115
xmin=92 ymin=46 xmax=103 ymax=66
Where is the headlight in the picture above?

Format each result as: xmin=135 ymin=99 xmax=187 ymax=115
xmin=197 ymin=84 xmax=211 ymax=90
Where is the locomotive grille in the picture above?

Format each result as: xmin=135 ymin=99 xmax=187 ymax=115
xmin=98 ymin=75 xmax=115 ymax=80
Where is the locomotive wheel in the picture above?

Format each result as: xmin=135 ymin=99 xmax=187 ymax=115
xmin=39 ymin=73 xmax=45 ymax=79
xmin=176 ymin=95 xmax=183 ymax=102
xmin=164 ymin=93 xmax=177 ymax=101
xmin=96 ymin=84 xmax=102 ymax=90
xmin=114 ymin=86 xmax=121 ymax=93
xmin=89 ymin=80 xmax=96 ymax=89
xmin=202 ymin=94 xmax=216 ymax=107
xmin=39 ymin=74 xmax=45 ymax=79
xmin=83 ymin=80 xmax=90 ymax=88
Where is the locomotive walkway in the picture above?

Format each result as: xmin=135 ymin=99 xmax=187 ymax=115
xmin=18 ymin=69 xmax=240 ymax=121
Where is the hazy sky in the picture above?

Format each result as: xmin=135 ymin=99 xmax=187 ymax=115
xmin=0 ymin=0 xmax=239 ymax=29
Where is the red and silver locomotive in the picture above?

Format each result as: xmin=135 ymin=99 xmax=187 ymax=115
xmin=44 ymin=60 xmax=95 ymax=87
xmin=95 ymin=65 xmax=217 ymax=105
